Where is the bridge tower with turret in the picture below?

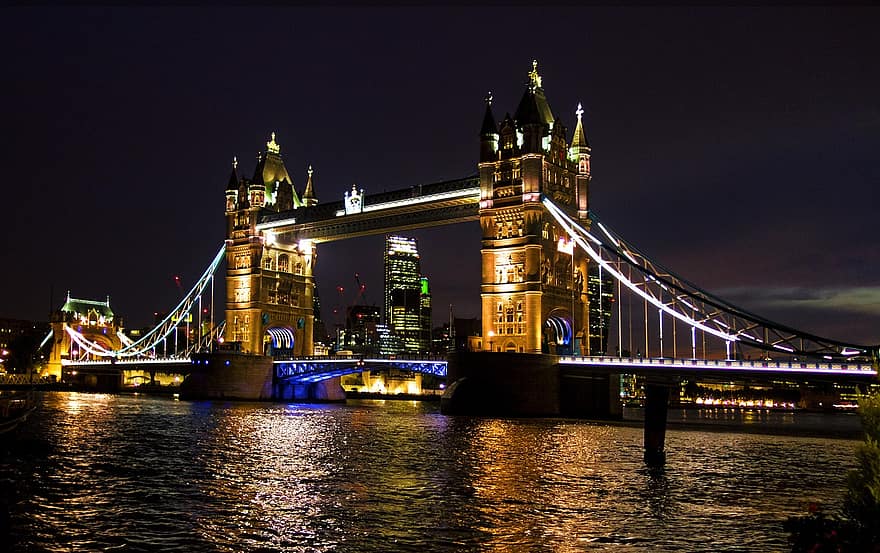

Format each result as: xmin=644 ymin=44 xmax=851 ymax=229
xmin=223 ymin=134 xmax=318 ymax=356
xmin=479 ymin=61 xmax=595 ymax=355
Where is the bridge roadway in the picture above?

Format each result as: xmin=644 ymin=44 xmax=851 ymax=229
xmin=273 ymin=353 xmax=876 ymax=383
xmin=50 ymin=354 xmax=877 ymax=382
xmin=558 ymin=355 xmax=878 ymax=382
xmin=256 ymin=176 xmax=480 ymax=242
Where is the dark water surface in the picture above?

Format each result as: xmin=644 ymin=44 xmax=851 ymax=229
xmin=0 ymin=393 xmax=861 ymax=552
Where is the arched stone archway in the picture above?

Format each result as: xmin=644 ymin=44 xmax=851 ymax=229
xmin=264 ymin=326 xmax=295 ymax=356
xmin=543 ymin=311 xmax=573 ymax=355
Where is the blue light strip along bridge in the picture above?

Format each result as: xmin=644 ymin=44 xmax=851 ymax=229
xmin=275 ymin=356 xmax=448 ymax=384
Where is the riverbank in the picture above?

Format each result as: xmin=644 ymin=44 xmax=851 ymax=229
xmin=621 ymin=406 xmax=864 ymax=440
xmin=345 ymin=391 xmax=441 ymax=402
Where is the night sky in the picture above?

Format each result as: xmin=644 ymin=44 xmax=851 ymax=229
xmin=3 ymin=7 xmax=878 ymax=346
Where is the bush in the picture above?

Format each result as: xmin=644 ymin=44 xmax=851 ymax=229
xmin=787 ymin=390 xmax=880 ymax=552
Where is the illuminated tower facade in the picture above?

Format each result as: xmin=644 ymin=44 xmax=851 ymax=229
xmin=47 ymin=294 xmax=123 ymax=379
xmin=479 ymin=61 xmax=595 ymax=354
xmin=383 ymin=235 xmax=431 ymax=354
xmin=224 ymin=133 xmax=317 ymax=356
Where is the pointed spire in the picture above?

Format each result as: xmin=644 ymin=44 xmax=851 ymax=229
xmin=480 ymin=91 xmax=498 ymax=136
xmin=570 ymin=102 xmax=591 ymax=150
xmin=516 ymin=60 xmax=553 ymax=128
xmin=569 ymin=102 xmax=591 ymax=176
xmin=252 ymin=151 xmax=264 ymax=185
xmin=302 ymin=165 xmax=317 ymax=206
xmin=227 ymin=156 xmax=240 ymax=191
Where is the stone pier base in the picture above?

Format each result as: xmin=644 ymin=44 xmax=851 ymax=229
xmin=180 ymin=352 xmax=273 ymax=400
xmin=441 ymin=351 xmax=621 ymax=419
xmin=273 ymin=378 xmax=346 ymax=402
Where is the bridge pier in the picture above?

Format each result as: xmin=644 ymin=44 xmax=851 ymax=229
xmin=643 ymin=381 xmax=673 ymax=465
xmin=274 ymin=378 xmax=345 ymax=402
xmin=441 ymin=351 xmax=620 ymax=419
xmin=181 ymin=352 xmax=274 ymax=400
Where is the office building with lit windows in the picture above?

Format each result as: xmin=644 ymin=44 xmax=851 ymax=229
xmin=383 ymin=235 xmax=431 ymax=354
xmin=587 ymin=263 xmax=615 ymax=354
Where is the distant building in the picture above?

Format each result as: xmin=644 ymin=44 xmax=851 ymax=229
xmin=419 ymin=277 xmax=432 ymax=352
xmin=313 ymin=288 xmax=329 ymax=349
xmin=587 ymin=263 xmax=615 ymax=354
xmin=0 ymin=317 xmax=50 ymax=373
xmin=432 ymin=317 xmax=482 ymax=353
xmin=339 ymin=304 xmax=381 ymax=354
xmin=383 ymin=235 xmax=431 ymax=354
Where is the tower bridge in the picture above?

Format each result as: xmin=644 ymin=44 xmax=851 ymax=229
xmin=39 ymin=61 xmax=879 ymax=463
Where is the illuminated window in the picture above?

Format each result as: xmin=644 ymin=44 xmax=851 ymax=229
xmin=294 ymin=261 xmax=302 ymax=275
xmin=278 ymin=254 xmax=289 ymax=272
xmin=264 ymin=256 xmax=274 ymax=270
xmin=234 ymin=288 xmax=247 ymax=302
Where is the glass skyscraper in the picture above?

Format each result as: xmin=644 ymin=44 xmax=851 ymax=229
xmin=383 ymin=235 xmax=431 ymax=354
xmin=587 ymin=262 xmax=615 ymax=355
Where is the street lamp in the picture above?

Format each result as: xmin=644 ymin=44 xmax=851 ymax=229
xmin=488 ymin=330 xmax=494 ymax=352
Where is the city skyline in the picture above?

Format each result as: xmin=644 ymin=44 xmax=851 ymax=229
xmin=2 ymin=7 xmax=878 ymax=345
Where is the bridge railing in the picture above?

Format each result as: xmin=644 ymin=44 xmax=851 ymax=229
xmin=61 ymin=358 xmax=193 ymax=367
xmin=273 ymin=354 xmax=449 ymax=362
xmin=558 ymin=355 xmax=877 ymax=374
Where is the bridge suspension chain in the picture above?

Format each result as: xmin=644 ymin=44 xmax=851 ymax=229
xmin=542 ymin=198 xmax=874 ymax=362
xmin=63 ymin=244 xmax=227 ymax=359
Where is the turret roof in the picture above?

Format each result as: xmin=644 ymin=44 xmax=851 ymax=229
xmin=513 ymin=61 xmax=554 ymax=128
xmin=226 ymin=157 xmax=240 ymax=191
xmin=61 ymin=293 xmax=114 ymax=319
xmin=570 ymin=102 xmax=591 ymax=150
xmin=480 ymin=92 xmax=498 ymax=135
xmin=254 ymin=133 xmax=294 ymax=187
xmin=302 ymin=165 xmax=316 ymax=203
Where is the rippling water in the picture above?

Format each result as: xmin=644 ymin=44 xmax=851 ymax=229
xmin=0 ymin=393 xmax=861 ymax=552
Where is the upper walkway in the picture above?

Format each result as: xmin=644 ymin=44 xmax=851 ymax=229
xmin=256 ymin=176 xmax=480 ymax=242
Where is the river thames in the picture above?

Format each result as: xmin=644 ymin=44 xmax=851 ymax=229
xmin=0 ymin=392 xmax=862 ymax=552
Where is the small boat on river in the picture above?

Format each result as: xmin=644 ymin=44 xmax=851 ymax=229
xmin=0 ymin=390 xmax=37 ymax=434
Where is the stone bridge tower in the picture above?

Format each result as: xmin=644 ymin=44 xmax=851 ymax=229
xmin=479 ymin=61 xmax=593 ymax=355
xmin=47 ymin=294 xmax=123 ymax=380
xmin=224 ymin=134 xmax=318 ymax=356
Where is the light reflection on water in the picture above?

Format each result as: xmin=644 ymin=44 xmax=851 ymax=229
xmin=0 ymin=393 xmax=859 ymax=552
